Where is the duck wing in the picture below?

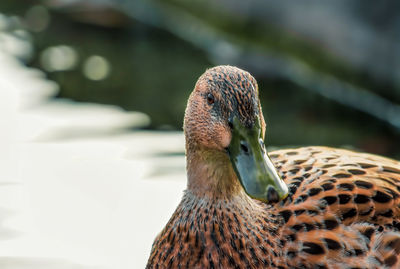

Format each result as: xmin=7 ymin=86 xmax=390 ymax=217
xmin=270 ymin=146 xmax=400 ymax=268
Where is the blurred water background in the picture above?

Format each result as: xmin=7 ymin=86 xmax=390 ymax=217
xmin=1 ymin=0 xmax=400 ymax=268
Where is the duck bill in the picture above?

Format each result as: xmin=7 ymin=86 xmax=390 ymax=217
xmin=227 ymin=116 xmax=288 ymax=203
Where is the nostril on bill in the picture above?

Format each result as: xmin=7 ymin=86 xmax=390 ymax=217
xmin=266 ymin=186 xmax=279 ymax=203
xmin=240 ymin=142 xmax=249 ymax=153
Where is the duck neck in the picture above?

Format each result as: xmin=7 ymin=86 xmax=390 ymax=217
xmin=156 ymin=185 xmax=280 ymax=268
xmin=186 ymin=144 xmax=244 ymax=200
xmin=147 ymin=144 xmax=280 ymax=268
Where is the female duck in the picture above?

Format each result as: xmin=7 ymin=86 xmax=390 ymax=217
xmin=147 ymin=66 xmax=400 ymax=268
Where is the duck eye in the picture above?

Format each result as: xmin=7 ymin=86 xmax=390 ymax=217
xmin=228 ymin=118 xmax=233 ymax=129
xmin=206 ymin=93 xmax=214 ymax=105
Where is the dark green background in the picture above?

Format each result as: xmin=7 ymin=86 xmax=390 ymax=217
xmin=2 ymin=0 xmax=399 ymax=158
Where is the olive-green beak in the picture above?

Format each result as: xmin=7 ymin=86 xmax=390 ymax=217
xmin=227 ymin=116 xmax=288 ymax=203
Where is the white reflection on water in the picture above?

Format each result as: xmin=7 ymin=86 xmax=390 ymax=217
xmin=83 ymin=55 xmax=111 ymax=81
xmin=40 ymin=45 xmax=78 ymax=72
xmin=0 ymin=13 xmax=185 ymax=269
xmin=0 ymin=257 xmax=100 ymax=269
xmin=0 ymin=14 xmax=33 ymax=62
xmin=0 ymin=31 xmax=32 ymax=61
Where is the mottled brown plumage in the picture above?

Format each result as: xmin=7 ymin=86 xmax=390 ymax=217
xmin=146 ymin=66 xmax=400 ymax=268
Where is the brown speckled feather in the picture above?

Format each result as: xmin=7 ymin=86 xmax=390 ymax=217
xmin=271 ymin=146 xmax=400 ymax=268
xmin=147 ymin=147 xmax=400 ymax=268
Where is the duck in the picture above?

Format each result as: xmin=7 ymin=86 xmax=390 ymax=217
xmin=146 ymin=65 xmax=400 ymax=268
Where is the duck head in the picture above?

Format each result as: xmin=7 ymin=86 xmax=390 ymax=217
xmin=184 ymin=65 xmax=288 ymax=203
